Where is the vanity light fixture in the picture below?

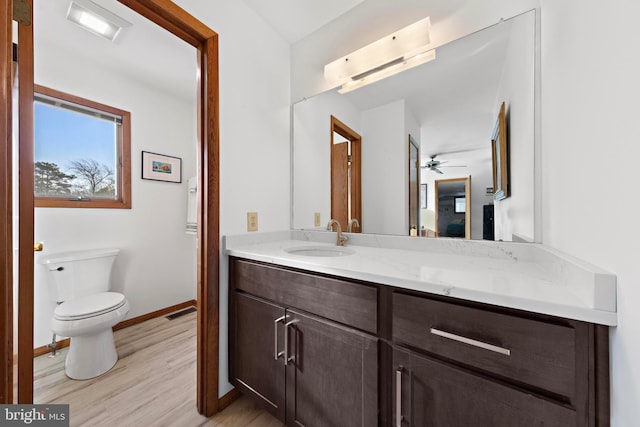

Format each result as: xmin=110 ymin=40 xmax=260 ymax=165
xmin=66 ymin=0 xmax=132 ymax=42
xmin=324 ymin=17 xmax=436 ymax=94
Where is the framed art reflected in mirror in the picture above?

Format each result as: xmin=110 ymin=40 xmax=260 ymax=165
xmin=491 ymin=102 xmax=509 ymax=201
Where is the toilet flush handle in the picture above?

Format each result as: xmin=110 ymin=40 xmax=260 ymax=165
xmin=48 ymin=266 xmax=64 ymax=272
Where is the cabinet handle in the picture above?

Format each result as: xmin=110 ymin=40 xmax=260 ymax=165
xmin=283 ymin=319 xmax=299 ymax=366
xmin=430 ymin=328 xmax=511 ymax=356
xmin=396 ymin=367 xmax=404 ymax=427
xmin=274 ymin=316 xmax=287 ymax=360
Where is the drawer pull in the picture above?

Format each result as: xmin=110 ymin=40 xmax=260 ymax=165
xmin=274 ymin=315 xmax=286 ymax=360
xmin=396 ymin=367 xmax=404 ymax=427
xmin=430 ymin=328 xmax=511 ymax=356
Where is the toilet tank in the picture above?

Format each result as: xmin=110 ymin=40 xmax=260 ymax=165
xmin=40 ymin=248 xmax=120 ymax=302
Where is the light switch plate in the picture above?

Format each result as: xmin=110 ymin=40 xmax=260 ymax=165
xmin=314 ymin=212 xmax=321 ymax=227
xmin=247 ymin=212 xmax=258 ymax=232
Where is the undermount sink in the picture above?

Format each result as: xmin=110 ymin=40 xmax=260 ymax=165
xmin=285 ymin=246 xmax=354 ymax=257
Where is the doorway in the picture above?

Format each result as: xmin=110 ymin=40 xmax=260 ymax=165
xmin=408 ymin=135 xmax=420 ymax=235
xmin=2 ymin=0 xmax=221 ymax=416
xmin=330 ymin=115 xmax=361 ymax=232
xmin=434 ymin=177 xmax=471 ymax=239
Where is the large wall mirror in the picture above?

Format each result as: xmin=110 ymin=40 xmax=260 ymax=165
xmin=292 ymin=10 xmax=536 ymax=242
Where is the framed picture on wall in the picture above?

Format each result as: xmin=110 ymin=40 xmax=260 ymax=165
xmin=420 ymin=183 xmax=427 ymax=209
xmin=141 ymin=151 xmax=182 ymax=183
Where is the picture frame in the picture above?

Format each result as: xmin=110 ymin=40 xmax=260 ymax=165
xmin=141 ymin=151 xmax=182 ymax=183
xmin=491 ymin=102 xmax=509 ymax=201
xmin=420 ymin=183 xmax=427 ymax=209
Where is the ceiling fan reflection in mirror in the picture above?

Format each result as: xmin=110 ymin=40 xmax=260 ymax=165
xmin=421 ymin=154 xmax=467 ymax=174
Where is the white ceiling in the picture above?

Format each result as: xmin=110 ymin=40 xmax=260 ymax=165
xmin=242 ymin=0 xmax=366 ymax=44
xmin=34 ymin=0 xmax=197 ymax=104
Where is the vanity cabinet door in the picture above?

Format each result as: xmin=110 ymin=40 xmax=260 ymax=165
xmin=285 ymin=309 xmax=378 ymax=427
xmin=392 ymin=347 xmax=576 ymax=427
xmin=231 ymin=291 xmax=286 ymax=421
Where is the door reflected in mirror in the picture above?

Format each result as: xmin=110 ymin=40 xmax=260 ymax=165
xmin=331 ymin=116 xmax=361 ymax=233
xmin=434 ymin=177 xmax=470 ymax=239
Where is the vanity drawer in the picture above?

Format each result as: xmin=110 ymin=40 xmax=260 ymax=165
xmin=392 ymin=292 xmax=576 ymax=399
xmin=231 ymin=258 xmax=377 ymax=334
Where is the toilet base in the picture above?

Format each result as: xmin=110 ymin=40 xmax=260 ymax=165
xmin=65 ymin=328 xmax=118 ymax=380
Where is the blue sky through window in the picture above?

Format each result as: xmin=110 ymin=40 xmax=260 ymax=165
xmin=34 ymin=102 xmax=117 ymax=172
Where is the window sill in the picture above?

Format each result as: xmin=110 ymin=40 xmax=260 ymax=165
xmin=35 ymin=198 xmax=131 ymax=209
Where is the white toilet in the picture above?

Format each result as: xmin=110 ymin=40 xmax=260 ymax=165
xmin=41 ymin=248 xmax=130 ymax=380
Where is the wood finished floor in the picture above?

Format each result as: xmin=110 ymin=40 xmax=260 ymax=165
xmin=33 ymin=310 xmax=284 ymax=427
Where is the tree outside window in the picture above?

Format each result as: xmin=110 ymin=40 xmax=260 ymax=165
xmin=34 ymin=85 xmax=131 ymax=209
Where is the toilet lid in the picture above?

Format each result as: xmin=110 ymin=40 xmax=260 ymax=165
xmin=55 ymin=292 xmax=126 ymax=320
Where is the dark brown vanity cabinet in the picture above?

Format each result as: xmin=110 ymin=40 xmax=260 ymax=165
xmin=230 ymin=259 xmax=379 ymax=426
xmin=229 ymin=257 xmax=610 ymax=427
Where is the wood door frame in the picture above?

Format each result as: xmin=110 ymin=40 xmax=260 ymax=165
xmin=0 ymin=0 xmax=13 ymax=405
xmin=330 ymin=115 xmax=361 ymax=231
xmin=434 ymin=177 xmax=471 ymax=239
xmin=3 ymin=0 xmax=221 ymax=415
xmin=408 ymin=134 xmax=420 ymax=233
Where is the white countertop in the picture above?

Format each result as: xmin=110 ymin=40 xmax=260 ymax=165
xmin=224 ymin=231 xmax=617 ymax=326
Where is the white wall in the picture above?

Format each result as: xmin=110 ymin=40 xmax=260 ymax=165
xmin=361 ymin=100 xmax=406 ymax=235
xmin=33 ymin=40 xmax=198 ymax=347
xmin=540 ymin=1 xmax=640 ymax=424
xmin=493 ymin=11 xmax=535 ymax=242
xmin=292 ymin=91 xmax=361 ymax=229
xmin=172 ymin=0 xmax=292 ymax=397
xmin=293 ymin=93 xmax=420 ymax=236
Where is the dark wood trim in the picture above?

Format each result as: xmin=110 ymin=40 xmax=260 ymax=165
xmin=197 ymin=34 xmax=221 ymax=416
xmin=33 ymin=84 xmax=132 ymax=209
xmin=11 ymin=0 xmax=220 ymax=414
xmin=17 ymin=0 xmax=35 ymax=403
xmin=218 ymin=388 xmax=241 ymax=411
xmin=113 ymin=300 xmax=197 ymax=331
xmin=118 ymin=0 xmax=216 ymax=47
xmin=0 ymin=0 xmax=13 ymax=405
xmin=433 ymin=176 xmax=471 ymax=239
xmin=33 ymin=339 xmax=70 ymax=358
xmin=594 ymin=325 xmax=611 ymax=426
xmin=33 ymin=300 xmax=197 ymax=357
xmin=330 ymin=115 xmax=362 ymax=232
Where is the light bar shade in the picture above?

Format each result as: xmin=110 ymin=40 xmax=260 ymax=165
xmin=324 ymin=17 xmax=434 ymax=92
xmin=337 ymin=49 xmax=436 ymax=94
xmin=66 ymin=0 xmax=132 ymax=42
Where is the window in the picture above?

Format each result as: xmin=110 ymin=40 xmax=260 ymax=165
xmin=34 ymin=85 xmax=131 ymax=209
xmin=454 ymin=196 xmax=466 ymax=213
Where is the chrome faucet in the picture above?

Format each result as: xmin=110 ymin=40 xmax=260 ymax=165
xmin=347 ymin=218 xmax=360 ymax=233
xmin=326 ymin=219 xmax=347 ymax=246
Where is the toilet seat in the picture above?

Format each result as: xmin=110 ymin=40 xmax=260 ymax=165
xmin=55 ymin=292 xmax=126 ymax=321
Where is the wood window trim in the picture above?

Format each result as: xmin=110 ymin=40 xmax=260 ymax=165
xmin=33 ymin=84 xmax=132 ymax=209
